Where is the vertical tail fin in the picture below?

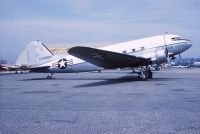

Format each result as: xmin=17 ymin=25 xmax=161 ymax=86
xmin=26 ymin=41 xmax=54 ymax=67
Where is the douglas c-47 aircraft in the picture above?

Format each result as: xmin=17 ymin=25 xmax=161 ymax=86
xmin=25 ymin=34 xmax=192 ymax=80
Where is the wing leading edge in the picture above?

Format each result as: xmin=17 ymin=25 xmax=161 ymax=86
xmin=68 ymin=46 xmax=150 ymax=69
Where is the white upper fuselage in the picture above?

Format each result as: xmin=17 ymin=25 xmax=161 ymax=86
xmin=100 ymin=34 xmax=191 ymax=56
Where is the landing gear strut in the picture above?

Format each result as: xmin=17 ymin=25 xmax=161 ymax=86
xmin=47 ymin=73 xmax=54 ymax=79
xmin=137 ymin=66 xmax=152 ymax=80
xmin=148 ymin=68 xmax=153 ymax=79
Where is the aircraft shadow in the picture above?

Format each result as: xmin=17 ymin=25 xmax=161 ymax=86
xmin=74 ymin=76 xmax=139 ymax=88
xmin=19 ymin=75 xmax=178 ymax=87
xmin=73 ymin=77 xmax=178 ymax=88
xmin=18 ymin=75 xmax=138 ymax=81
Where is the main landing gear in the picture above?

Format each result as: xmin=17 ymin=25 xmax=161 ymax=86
xmin=137 ymin=65 xmax=152 ymax=81
xmin=47 ymin=73 xmax=54 ymax=79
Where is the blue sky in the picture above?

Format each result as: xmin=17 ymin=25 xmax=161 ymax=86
xmin=0 ymin=0 xmax=200 ymax=63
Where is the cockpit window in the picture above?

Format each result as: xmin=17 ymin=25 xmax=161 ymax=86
xmin=171 ymin=37 xmax=181 ymax=41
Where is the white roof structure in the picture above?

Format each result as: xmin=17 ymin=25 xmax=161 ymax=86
xmin=48 ymin=47 xmax=69 ymax=53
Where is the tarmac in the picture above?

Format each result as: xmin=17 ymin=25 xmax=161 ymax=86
xmin=0 ymin=68 xmax=200 ymax=134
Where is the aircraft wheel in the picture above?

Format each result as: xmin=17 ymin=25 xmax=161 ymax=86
xmin=138 ymin=72 xmax=148 ymax=81
xmin=47 ymin=73 xmax=54 ymax=79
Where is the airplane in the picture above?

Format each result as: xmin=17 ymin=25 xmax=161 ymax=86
xmin=24 ymin=34 xmax=192 ymax=80
xmin=191 ymin=62 xmax=200 ymax=68
xmin=0 ymin=64 xmax=29 ymax=73
xmin=171 ymin=65 xmax=191 ymax=69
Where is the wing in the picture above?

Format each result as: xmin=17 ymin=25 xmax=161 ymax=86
xmin=68 ymin=46 xmax=150 ymax=69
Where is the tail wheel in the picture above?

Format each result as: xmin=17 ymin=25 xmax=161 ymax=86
xmin=47 ymin=73 xmax=54 ymax=79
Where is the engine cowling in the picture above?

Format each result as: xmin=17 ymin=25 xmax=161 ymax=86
xmin=154 ymin=47 xmax=168 ymax=64
xmin=134 ymin=47 xmax=168 ymax=65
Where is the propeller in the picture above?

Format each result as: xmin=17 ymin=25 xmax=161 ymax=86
xmin=166 ymin=47 xmax=172 ymax=66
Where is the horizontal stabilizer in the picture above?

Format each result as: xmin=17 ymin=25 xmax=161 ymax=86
xmin=29 ymin=66 xmax=50 ymax=72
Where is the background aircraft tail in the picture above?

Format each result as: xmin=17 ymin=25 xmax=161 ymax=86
xmin=26 ymin=41 xmax=54 ymax=67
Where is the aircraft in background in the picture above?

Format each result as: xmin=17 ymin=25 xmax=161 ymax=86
xmin=191 ymin=62 xmax=200 ymax=68
xmin=0 ymin=64 xmax=29 ymax=73
xmin=171 ymin=65 xmax=191 ymax=69
xmin=23 ymin=34 xmax=192 ymax=80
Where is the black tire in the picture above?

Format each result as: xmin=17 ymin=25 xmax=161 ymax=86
xmin=138 ymin=73 xmax=148 ymax=81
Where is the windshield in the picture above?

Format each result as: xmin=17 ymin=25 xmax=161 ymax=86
xmin=171 ymin=37 xmax=181 ymax=41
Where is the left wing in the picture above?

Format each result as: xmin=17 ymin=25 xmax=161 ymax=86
xmin=68 ymin=46 xmax=150 ymax=69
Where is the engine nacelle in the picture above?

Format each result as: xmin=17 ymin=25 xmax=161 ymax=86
xmin=133 ymin=47 xmax=168 ymax=65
